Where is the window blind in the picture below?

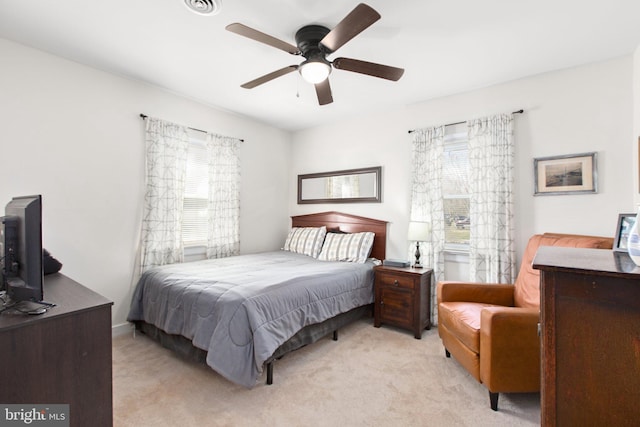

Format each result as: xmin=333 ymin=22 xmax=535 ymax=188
xmin=183 ymin=139 xmax=208 ymax=247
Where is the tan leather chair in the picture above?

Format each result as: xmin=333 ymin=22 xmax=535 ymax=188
xmin=437 ymin=233 xmax=613 ymax=410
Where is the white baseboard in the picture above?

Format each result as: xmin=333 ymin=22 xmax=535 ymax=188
xmin=112 ymin=322 xmax=134 ymax=337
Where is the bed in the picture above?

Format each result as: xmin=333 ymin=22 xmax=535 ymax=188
xmin=127 ymin=211 xmax=387 ymax=388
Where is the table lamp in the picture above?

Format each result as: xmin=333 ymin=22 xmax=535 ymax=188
xmin=407 ymin=221 xmax=430 ymax=268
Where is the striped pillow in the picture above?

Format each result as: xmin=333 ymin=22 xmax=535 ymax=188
xmin=283 ymin=226 xmax=327 ymax=258
xmin=317 ymin=231 xmax=375 ymax=263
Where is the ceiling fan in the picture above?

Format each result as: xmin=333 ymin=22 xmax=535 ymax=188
xmin=225 ymin=3 xmax=404 ymax=106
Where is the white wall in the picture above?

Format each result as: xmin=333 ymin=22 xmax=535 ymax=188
xmin=0 ymin=38 xmax=291 ymax=328
xmin=290 ymin=56 xmax=635 ymax=271
xmin=2 ymin=37 xmax=635 ymax=327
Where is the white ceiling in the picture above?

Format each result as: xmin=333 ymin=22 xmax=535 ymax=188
xmin=1 ymin=0 xmax=640 ymax=132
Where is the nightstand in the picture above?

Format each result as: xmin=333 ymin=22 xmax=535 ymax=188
xmin=373 ymin=265 xmax=432 ymax=339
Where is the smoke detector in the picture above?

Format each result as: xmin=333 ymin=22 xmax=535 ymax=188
xmin=184 ymin=0 xmax=221 ymax=16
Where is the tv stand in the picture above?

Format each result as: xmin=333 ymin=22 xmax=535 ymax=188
xmin=0 ymin=273 xmax=113 ymax=427
xmin=27 ymin=307 xmax=47 ymax=315
xmin=1 ymin=299 xmax=52 ymax=315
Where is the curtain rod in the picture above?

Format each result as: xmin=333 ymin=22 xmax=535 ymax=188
xmin=407 ymin=109 xmax=524 ymax=134
xmin=139 ymin=114 xmax=244 ymax=142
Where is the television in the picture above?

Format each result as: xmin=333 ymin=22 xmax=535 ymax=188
xmin=1 ymin=195 xmax=44 ymax=304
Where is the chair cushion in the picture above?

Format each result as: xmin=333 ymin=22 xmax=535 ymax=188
xmin=514 ymin=234 xmax=614 ymax=308
xmin=439 ymin=301 xmax=504 ymax=354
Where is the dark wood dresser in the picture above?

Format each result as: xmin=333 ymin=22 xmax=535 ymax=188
xmin=373 ymin=265 xmax=432 ymax=339
xmin=533 ymin=247 xmax=640 ymax=426
xmin=0 ymin=273 xmax=113 ymax=427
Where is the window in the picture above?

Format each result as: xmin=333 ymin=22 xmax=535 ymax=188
xmin=182 ymin=133 xmax=208 ymax=248
xmin=442 ymin=124 xmax=469 ymax=250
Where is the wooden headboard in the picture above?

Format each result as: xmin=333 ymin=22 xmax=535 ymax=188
xmin=291 ymin=211 xmax=388 ymax=260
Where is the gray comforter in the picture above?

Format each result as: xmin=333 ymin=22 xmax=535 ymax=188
xmin=127 ymin=251 xmax=375 ymax=387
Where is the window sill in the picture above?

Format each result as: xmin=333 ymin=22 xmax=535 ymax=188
xmin=444 ymin=249 xmax=469 ymax=264
xmin=444 ymin=243 xmax=469 ymax=254
xmin=184 ymin=245 xmax=206 ymax=262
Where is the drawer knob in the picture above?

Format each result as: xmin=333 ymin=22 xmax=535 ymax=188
xmin=394 ymin=280 xmax=399 ymax=286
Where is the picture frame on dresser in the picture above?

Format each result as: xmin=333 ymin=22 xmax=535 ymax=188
xmin=613 ymin=213 xmax=636 ymax=252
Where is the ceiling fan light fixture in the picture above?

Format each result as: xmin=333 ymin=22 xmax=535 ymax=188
xmin=184 ymin=0 xmax=221 ymax=16
xmin=299 ymin=58 xmax=332 ymax=84
xmin=226 ymin=4 xmax=403 ymax=105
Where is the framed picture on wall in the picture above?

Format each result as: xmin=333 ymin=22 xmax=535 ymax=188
xmin=533 ymin=152 xmax=597 ymax=196
xmin=613 ymin=213 xmax=636 ymax=252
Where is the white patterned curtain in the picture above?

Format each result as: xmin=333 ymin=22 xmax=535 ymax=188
xmin=410 ymin=126 xmax=446 ymax=324
xmin=205 ymin=134 xmax=241 ymax=259
xmin=468 ymin=114 xmax=515 ymax=283
xmin=140 ymin=117 xmax=189 ymax=271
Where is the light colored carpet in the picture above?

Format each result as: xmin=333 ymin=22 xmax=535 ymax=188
xmin=113 ymin=318 xmax=540 ymax=426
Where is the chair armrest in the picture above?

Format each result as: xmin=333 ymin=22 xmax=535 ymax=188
xmin=437 ymin=281 xmax=515 ymax=306
xmin=479 ymin=307 xmax=541 ymax=392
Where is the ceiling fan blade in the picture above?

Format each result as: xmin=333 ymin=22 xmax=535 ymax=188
xmin=226 ymin=23 xmax=300 ymax=55
xmin=315 ymin=79 xmax=333 ymax=105
xmin=320 ymin=3 xmax=381 ymax=53
xmin=333 ymin=57 xmax=404 ymax=81
xmin=241 ymin=65 xmax=298 ymax=89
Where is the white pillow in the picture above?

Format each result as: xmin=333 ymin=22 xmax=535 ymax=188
xmin=317 ymin=231 xmax=375 ymax=263
xmin=282 ymin=226 xmax=327 ymax=258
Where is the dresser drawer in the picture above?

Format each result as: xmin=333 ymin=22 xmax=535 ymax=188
xmin=377 ymin=272 xmax=416 ymax=290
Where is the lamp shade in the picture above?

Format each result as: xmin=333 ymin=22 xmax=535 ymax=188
xmin=407 ymin=221 xmax=430 ymax=242
xmin=299 ymin=58 xmax=331 ymax=84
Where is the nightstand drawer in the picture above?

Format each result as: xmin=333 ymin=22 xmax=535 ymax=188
xmin=377 ymin=273 xmax=415 ymax=290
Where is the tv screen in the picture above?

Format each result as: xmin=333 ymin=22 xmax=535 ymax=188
xmin=1 ymin=195 xmax=44 ymax=303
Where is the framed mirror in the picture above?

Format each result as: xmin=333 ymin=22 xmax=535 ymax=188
xmin=297 ymin=166 xmax=382 ymax=204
